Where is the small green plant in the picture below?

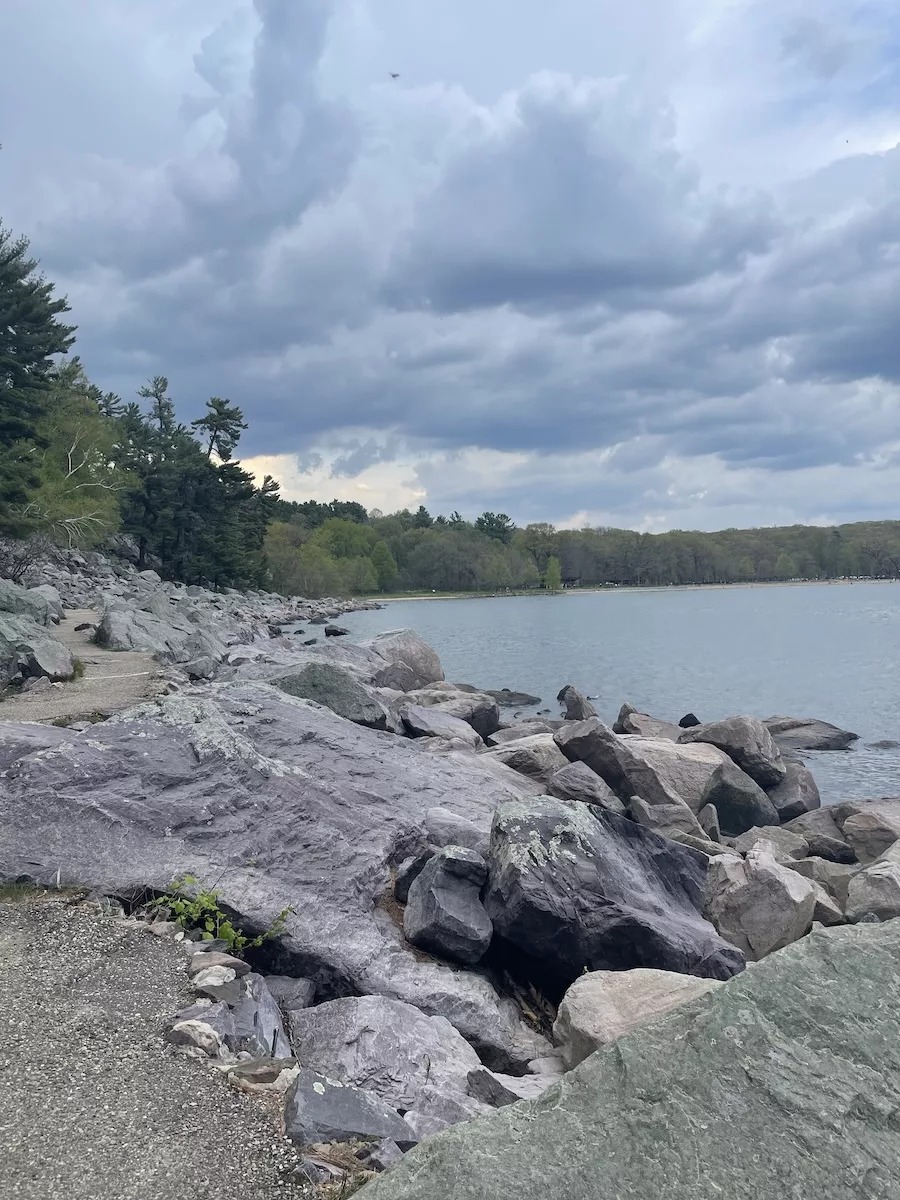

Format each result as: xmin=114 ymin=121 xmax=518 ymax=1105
xmin=147 ymin=874 xmax=292 ymax=954
xmin=69 ymin=657 xmax=86 ymax=680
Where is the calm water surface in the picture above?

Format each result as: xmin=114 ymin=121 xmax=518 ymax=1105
xmin=336 ymin=582 xmax=900 ymax=804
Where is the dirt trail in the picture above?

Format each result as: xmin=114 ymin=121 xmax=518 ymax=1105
xmin=1 ymin=609 xmax=166 ymax=724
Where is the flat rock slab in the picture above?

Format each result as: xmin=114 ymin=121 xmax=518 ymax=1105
xmin=359 ymin=922 xmax=900 ymax=1200
xmin=0 ymin=897 xmax=304 ymax=1199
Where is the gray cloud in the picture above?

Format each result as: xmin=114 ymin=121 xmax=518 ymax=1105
xmin=3 ymin=0 xmax=900 ymax=527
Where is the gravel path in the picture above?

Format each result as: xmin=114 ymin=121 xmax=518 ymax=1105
xmin=0 ymin=895 xmax=307 ymax=1199
xmin=0 ymin=610 xmax=166 ymax=723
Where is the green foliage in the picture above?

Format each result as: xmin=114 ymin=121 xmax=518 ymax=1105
xmin=371 ymin=540 xmax=398 ymax=591
xmin=544 ymin=555 xmax=563 ymax=592
xmin=69 ymin=657 xmax=85 ymax=680
xmin=476 ymin=511 xmax=516 ymax=544
xmin=148 ymin=874 xmax=293 ymax=954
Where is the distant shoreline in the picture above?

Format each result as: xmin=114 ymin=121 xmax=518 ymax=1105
xmin=376 ymin=578 xmax=900 ymax=603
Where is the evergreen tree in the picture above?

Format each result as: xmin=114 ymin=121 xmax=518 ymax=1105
xmin=191 ymin=396 xmax=248 ymax=461
xmin=476 ymin=511 xmax=516 ymax=543
xmin=0 ymin=223 xmax=77 ymax=534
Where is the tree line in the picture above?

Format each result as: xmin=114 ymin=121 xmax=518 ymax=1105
xmin=1 ymin=221 xmax=278 ymax=586
xmin=5 ymin=215 xmax=900 ymax=599
xmin=265 ymin=500 xmax=900 ymax=598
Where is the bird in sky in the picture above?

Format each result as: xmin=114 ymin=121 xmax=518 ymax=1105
xmin=390 ymin=72 xmax=400 ymax=79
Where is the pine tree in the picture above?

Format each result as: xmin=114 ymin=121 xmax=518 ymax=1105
xmin=191 ymin=396 xmax=248 ymax=461
xmin=0 ymin=223 xmax=77 ymax=534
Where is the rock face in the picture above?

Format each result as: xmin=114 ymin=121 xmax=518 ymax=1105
xmin=845 ymin=863 xmax=900 ymax=923
xmin=546 ymin=762 xmax=625 ymax=813
xmin=783 ymin=809 xmax=856 ymax=864
xmin=554 ymin=720 xmax=686 ymax=806
xmin=358 ymin=922 xmax=900 ymax=1200
xmin=618 ymin=712 xmax=681 ymax=740
xmin=361 ymin=629 xmax=444 ymax=688
xmin=839 ymin=801 xmax=900 ymax=865
xmin=483 ymin=734 xmax=569 ymax=784
xmin=484 ymin=798 xmax=745 ymax=984
xmin=287 ymin=996 xmax=481 ymax=1110
xmin=614 ymin=737 xmax=731 ymax=811
xmin=678 ymin=716 xmax=786 ymax=788
xmin=700 ymin=760 xmax=780 ymax=836
xmin=0 ymin=612 xmax=75 ymax=686
xmin=556 ymin=685 xmax=597 ymax=721
xmin=0 ymin=684 xmax=546 ymax=1070
xmin=271 ymin=660 xmax=389 ymax=729
xmin=629 ymin=795 xmax=706 ymax=843
xmin=403 ymin=848 xmax=493 ymax=966
xmin=763 ymin=715 xmax=859 ymax=752
xmin=285 ymin=1069 xmax=414 ymax=1148
xmin=424 ymin=808 xmax=489 ymax=856
xmin=786 ymin=857 xmax=859 ymax=907
xmin=732 ymin=826 xmax=809 ymax=862
xmin=765 ymin=761 xmax=821 ymax=822
xmin=400 ymin=705 xmax=482 ymax=748
xmin=411 ymin=687 xmax=501 ymax=740
xmin=704 ymin=849 xmax=816 ymax=960
xmin=553 ymin=968 xmax=723 ymax=1068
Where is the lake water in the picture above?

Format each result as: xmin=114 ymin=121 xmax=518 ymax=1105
xmin=334 ymin=582 xmax=900 ymax=804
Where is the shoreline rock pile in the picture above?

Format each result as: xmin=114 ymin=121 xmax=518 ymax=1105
xmin=3 ymin=553 xmax=900 ymax=1195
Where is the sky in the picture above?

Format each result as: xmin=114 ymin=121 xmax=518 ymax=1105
xmin=3 ymin=0 xmax=900 ymax=531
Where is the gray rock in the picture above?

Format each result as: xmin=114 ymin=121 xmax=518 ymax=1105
xmin=0 ymin=612 xmax=75 ymax=686
xmin=845 ymin=862 xmax=900 ymax=922
xmin=165 ymin=1001 xmax=236 ymax=1057
xmin=402 ymin=1086 xmax=491 ymax=1140
xmin=699 ymin=759 xmax=780 ymax=836
xmin=0 ymin=578 xmax=55 ymax=625
xmin=546 ymin=761 xmax=625 ymax=813
xmin=0 ymin=683 xmax=547 ymax=1071
xmin=425 ymin=808 xmax=489 ymax=856
xmin=287 ymin=996 xmax=481 ymax=1110
xmin=612 ymin=702 xmax=638 ymax=733
xmin=27 ymin=584 xmax=65 ymax=623
xmin=485 ymin=721 xmax=559 ymax=746
xmin=697 ymin=804 xmax=720 ymax=842
xmin=679 ymin=715 xmax=786 ymax=788
xmin=554 ymin=720 xmax=688 ymax=806
xmin=401 ymin=705 xmax=482 ymax=747
xmin=183 ymin=656 xmax=218 ymax=681
xmin=732 ymin=825 xmax=809 ymax=862
xmin=556 ymin=685 xmax=597 ymax=721
xmin=372 ymin=661 xmax=421 ymax=692
xmin=357 ymin=922 xmax=900 ymax=1200
xmin=763 ymin=715 xmax=859 ymax=752
xmin=629 ymin=795 xmax=706 ymax=842
xmin=552 ymin=968 xmax=723 ymax=1068
xmin=231 ymin=973 xmax=291 ymax=1059
xmin=783 ymin=809 xmax=857 ymax=864
xmin=284 ymin=1069 xmax=415 ymax=1148
xmin=466 ymin=1067 xmax=560 ymax=1107
xmin=410 ymin=688 xmax=501 ymax=740
xmin=394 ymin=852 xmax=435 ymax=904
xmin=271 ymin=660 xmax=389 ymax=729
xmin=263 ymin=975 xmax=315 ymax=1011
xmin=810 ymin=881 xmax=845 ymax=926
xmin=765 ymin=761 xmax=821 ymax=822
xmin=483 ymin=688 xmax=541 ymax=708
xmin=619 ymin=712 xmax=681 ymax=740
xmin=361 ymin=629 xmax=444 ymax=687
xmin=366 ymin=1139 xmax=405 ymax=1172
xmin=485 ymin=798 xmax=745 ymax=982
xmin=186 ymin=951 xmax=251 ymax=978
xmin=616 ymin=737 xmax=731 ymax=812
xmin=0 ymin=720 xmax=74 ymax=771
xmin=483 ymin=734 xmax=569 ymax=784
xmin=704 ymin=848 xmax=816 ymax=960
xmin=678 ymin=711 xmax=701 ymax=727
xmin=839 ymin=802 xmax=900 ymax=864
xmin=404 ymin=847 xmax=493 ymax=966
xmin=785 ymin=856 xmax=859 ymax=907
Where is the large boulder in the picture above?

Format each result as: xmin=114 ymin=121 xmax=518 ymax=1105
xmin=845 ymin=862 xmax=900 ymax=923
xmin=699 ymin=760 xmax=780 ymax=836
xmin=357 ymin=922 xmax=900 ymax=1200
xmin=612 ymin=736 xmax=731 ymax=811
xmin=400 ymin=705 xmax=482 ymax=748
xmin=404 ymin=847 xmax=493 ymax=966
xmin=486 ymin=720 xmax=558 ymax=747
xmin=0 ymin=612 xmax=75 ymax=686
xmin=483 ymin=734 xmax=569 ymax=784
xmin=732 ymin=826 xmax=809 ymax=862
xmin=554 ymin=720 xmax=687 ymax=806
xmin=763 ymin=715 xmax=859 ymax=752
xmin=619 ymin=712 xmax=681 ymax=740
xmin=410 ymin=686 xmax=501 ymax=740
xmin=484 ymin=798 xmax=745 ymax=985
xmin=553 ymin=968 xmax=723 ymax=1068
xmin=361 ymin=629 xmax=444 ymax=687
xmin=785 ymin=856 xmax=859 ymax=907
xmin=284 ymin=1069 xmax=414 ymax=1148
xmin=678 ymin=716 xmax=786 ymax=788
xmin=0 ymin=684 xmax=547 ymax=1070
xmin=783 ymin=808 xmax=856 ymax=864
xmin=546 ymin=762 xmax=625 ymax=813
xmin=765 ymin=761 xmax=821 ymax=822
xmin=703 ymin=848 xmax=816 ymax=960
xmin=837 ymin=801 xmax=900 ymax=865
xmin=271 ymin=660 xmax=389 ymax=729
xmin=0 ymin=578 xmax=55 ymax=625
xmin=556 ymin=685 xmax=596 ymax=722
xmin=629 ymin=795 xmax=707 ymax=843
xmin=424 ymin=808 xmax=489 ymax=856
xmin=287 ymin=996 xmax=480 ymax=1110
